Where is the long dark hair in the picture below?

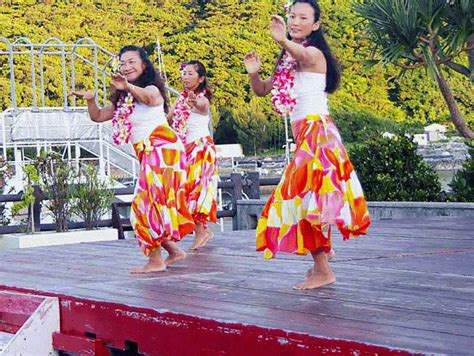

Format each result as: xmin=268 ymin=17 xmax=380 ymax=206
xmin=110 ymin=45 xmax=169 ymax=112
xmin=281 ymin=0 xmax=341 ymax=93
xmin=184 ymin=60 xmax=213 ymax=102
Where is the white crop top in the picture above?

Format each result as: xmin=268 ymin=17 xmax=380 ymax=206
xmin=289 ymin=72 xmax=329 ymax=122
xmin=128 ymin=103 xmax=167 ymax=144
xmin=186 ymin=112 xmax=211 ymax=143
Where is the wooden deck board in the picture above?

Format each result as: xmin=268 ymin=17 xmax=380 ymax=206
xmin=0 ymin=216 xmax=473 ymax=354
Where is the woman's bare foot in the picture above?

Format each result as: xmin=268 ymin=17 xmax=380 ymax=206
xmin=293 ymin=271 xmax=336 ymax=290
xmin=130 ymin=250 xmax=166 ymax=274
xmin=197 ymin=230 xmax=214 ymax=249
xmin=130 ymin=261 xmax=167 ymax=274
xmin=162 ymin=241 xmax=187 ymax=267
xmin=189 ymin=231 xmax=206 ymax=250
xmin=165 ymin=250 xmax=187 ymax=267
xmin=296 ymin=249 xmax=335 ymax=289
xmin=306 ymin=249 xmax=335 ymax=277
xmin=328 ymin=249 xmax=335 ymax=261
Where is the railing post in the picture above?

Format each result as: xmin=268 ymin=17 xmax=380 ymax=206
xmin=244 ymin=172 xmax=260 ymax=199
xmin=230 ymin=173 xmax=243 ymax=231
xmin=32 ymin=185 xmax=42 ymax=232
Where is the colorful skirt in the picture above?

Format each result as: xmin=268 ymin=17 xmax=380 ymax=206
xmin=256 ymin=115 xmax=371 ymax=259
xmin=184 ymin=135 xmax=218 ymax=225
xmin=131 ymin=125 xmax=195 ymax=256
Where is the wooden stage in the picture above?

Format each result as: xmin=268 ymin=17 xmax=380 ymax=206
xmin=1 ymin=217 xmax=473 ymax=355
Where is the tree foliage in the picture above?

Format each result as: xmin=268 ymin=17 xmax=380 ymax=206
xmin=449 ymin=141 xmax=474 ymax=202
xmin=0 ymin=0 xmax=472 ymax=146
xmin=354 ymin=0 xmax=474 ymax=138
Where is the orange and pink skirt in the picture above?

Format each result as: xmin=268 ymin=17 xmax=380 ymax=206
xmin=184 ymin=135 xmax=218 ymax=226
xmin=256 ymin=115 xmax=371 ymax=259
xmin=130 ymin=125 xmax=195 ymax=256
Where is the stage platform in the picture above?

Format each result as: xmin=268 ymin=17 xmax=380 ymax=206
xmin=1 ymin=217 xmax=473 ymax=355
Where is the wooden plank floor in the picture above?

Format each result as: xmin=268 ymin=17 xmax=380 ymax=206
xmin=0 ymin=217 xmax=473 ymax=354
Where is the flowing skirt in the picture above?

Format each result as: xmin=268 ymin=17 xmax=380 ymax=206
xmin=256 ymin=115 xmax=371 ymax=259
xmin=131 ymin=124 xmax=195 ymax=256
xmin=184 ymin=135 xmax=218 ymax=225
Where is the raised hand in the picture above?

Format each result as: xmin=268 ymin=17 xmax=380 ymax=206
xmin=270 ymin=15 xmax=287 ymax=44
xmin=186 ymin=91 xmax=197 ymax=108
xmin=69 ymin=90 xmax=95 ymax=101
xmin=111 ymin=73 xmax=128 ymax=91
xmin=244 ymin=51 xmax=262 ymax=74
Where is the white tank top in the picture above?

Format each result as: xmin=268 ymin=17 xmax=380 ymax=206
xmin=289 ymin=72 xmax=329 ymax=122
xmin=128 ymin=103 xmax=167 ymax=144
xmin=186 ymin=111 xmax=211 ymax=143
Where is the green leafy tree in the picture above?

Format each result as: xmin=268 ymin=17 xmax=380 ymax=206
xmin=1 ymin=0 xmax=473 ymax=148
xmin=350 ymin=135 xmax=442 ymax=201
xmin=354 ymin=0 xmax=474 ymax=138
xmin=449 ymin=141 xmax=474 ymax=202
xmin=232 ymin=98 xmax=271 ymax=155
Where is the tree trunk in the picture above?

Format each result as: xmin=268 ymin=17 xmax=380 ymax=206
xmin=467 ymin=33 xmax=474 ymax=81
xmin=435 ymin=66 xmax=474 ymax=139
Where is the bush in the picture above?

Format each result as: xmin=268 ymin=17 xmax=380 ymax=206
xmin=333 ymin=108 xmax=399 ymax=144
xmin=349 ymin=135 xmax=442 ymax=201
xmin=232 ymin=99 xmax=271 ymax=156
xmin=448 ymin=141 xmax=474 ymax=202
xmin=72 ymin=165 xmax=114 ymax=230
xmin=36 ymin=151 xmax=76 ymax=232
xmin=11 ymin=164 xmax=39 ymax=233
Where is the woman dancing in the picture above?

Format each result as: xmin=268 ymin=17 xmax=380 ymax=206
xmin=71 ymin=45 xmax=195 ymax=273
xmin=244 ymin=0 xmax=371 ymax=289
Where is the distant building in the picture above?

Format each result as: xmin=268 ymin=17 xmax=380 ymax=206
xmin=215 ymin=144 xmax=244 ymax=159
xmin=413 ymin=134 xmax=428 ymax=146
xmin=424 ymin=124 xmax=447 ymax=142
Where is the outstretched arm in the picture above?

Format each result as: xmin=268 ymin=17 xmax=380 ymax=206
xmin=69 ymin=91 xmax=115 ymax=122
xmin=111 ymin=74 xmax=163 ymax=106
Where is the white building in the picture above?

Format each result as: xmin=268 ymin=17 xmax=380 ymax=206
xmin=424 ymin=124 xmax=447 ymax=142
xmin=413 ymin=134 xmax=428 ymax=146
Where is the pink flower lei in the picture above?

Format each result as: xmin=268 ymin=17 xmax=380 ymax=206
xmin=171 ymin=90 xmax=205 ymax=145
xmin=112 ymin=92 xmax=135 ymax=145
xmin=271 ymin=50 xmax=298 ymax=116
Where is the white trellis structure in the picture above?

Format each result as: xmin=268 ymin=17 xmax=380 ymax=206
xmin=0 ymin=36 xmax=178 ymax=186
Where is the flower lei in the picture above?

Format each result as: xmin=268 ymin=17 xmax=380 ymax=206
xmin=271 ymin=50 xmax=298 ymax=116
xmin=171 ymin=91 xmax=190 ymax=144
xmin=171 ymin=90 xmax=205 ymax=145
xmin=112 ymin=92 xmax=135 ymax=145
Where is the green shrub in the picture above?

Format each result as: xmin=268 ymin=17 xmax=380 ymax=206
xmin=449 ymin=141 xmax=474 ymax=202
xmin=349 ymin=135 xmax=441 ymax=201
xmin=36 ymin=151 xmax=76 ymax=232
xmin=72 ymin=165 xmax=114 ymax=230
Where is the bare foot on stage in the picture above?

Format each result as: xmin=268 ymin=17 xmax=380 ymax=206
xmin=164 ymin=250 xmax=187 ymax=267
xmin=293 ymin=271 xmax=336 ymax=290
xmin=130 ymin=250 xmax=167 ymax=274
xmin=328 ymin=248 xmax=335 ymax=261
xmin=162 ymin=241 xmax=187 ymax=267
xmin=197 ymin=230 xmax=214 ymax=249
xmin=189 ymin=231 xmax=206 ymax=250
xmin=306 ymin=249 xmax=335 ymax=277
xmin=130 ymin=261 xmax=167 ymax=274
xmin=189 ymin=222 xmax=207 ymax=250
